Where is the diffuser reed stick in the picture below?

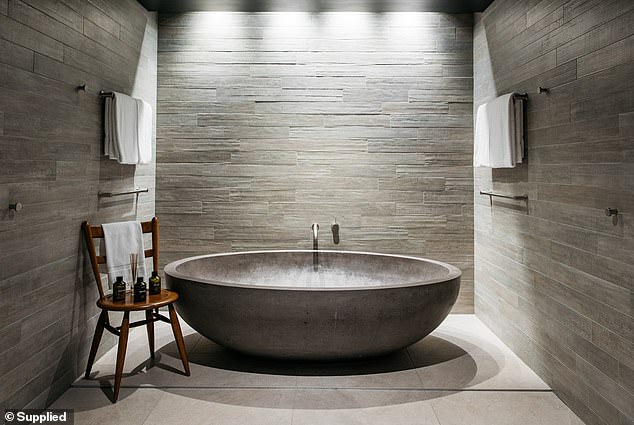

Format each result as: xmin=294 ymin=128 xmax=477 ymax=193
xmin=130 ymin=253 xmax=138 ymax=287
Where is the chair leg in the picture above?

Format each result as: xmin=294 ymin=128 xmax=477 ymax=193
xmin=85 ymin=310 xmax=107 ymax=378
xmin=168 ymin=304 xmax=190 ymax=376
xmin=145 ymin=310 xmax=155 ymax=359
xmin=113 ymin=311 xmax=130 ymax=403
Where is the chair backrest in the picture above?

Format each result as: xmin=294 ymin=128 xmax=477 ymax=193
xmin=82 ymin=217 xmax=159 ymax=300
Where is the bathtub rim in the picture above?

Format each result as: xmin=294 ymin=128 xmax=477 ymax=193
xmin=164 ymin=249 xmax=462 ymax=292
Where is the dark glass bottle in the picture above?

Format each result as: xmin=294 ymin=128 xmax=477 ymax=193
xmin=133 ymin=277 xmax=147 ymax=302
xmin=149 ymin=271 xmax=161 ymax=295
xmin=113 ymin=276 xmax=126 ymax=302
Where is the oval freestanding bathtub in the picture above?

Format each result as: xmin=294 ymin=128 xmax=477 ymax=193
xmin=165 ymin=250 xmax=461 ymax=361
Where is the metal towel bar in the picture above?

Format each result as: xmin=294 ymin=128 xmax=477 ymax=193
xmin=480 ymin=190 xmax=528 ymax=206
xmin=98 ymin=188 xmax=149 ymax=198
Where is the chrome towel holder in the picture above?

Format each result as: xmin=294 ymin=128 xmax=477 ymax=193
xmin=98 ymin=188 xmax=149 ymax=198
xmin=480 ymin=190 xmax=528 ymax=206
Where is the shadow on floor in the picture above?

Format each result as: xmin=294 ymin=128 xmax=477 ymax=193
xmin=75 ymin=330 xmax=506 ymax=409
xmin=176 ymin=334 xmax=476 ymax=377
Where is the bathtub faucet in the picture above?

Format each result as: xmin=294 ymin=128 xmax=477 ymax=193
xmin=311 ymin=223 xmax=319 ymax=251
xmin=311 ymin=223 xmax=319 ymax=271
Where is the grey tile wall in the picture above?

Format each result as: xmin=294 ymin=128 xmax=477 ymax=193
xmin=474 ymin=1 xmax=633 ymax=424
xmin=156 ymin=12 xmax=475 ymax=312
xmin=0 ymin=0 xmax=157 ymax=410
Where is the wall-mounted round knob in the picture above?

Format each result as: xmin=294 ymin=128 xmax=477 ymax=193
xmin=9 ymin=202 xmax=22 ymax=212
xmin=605 ymin=208 xmax=618 ymax=226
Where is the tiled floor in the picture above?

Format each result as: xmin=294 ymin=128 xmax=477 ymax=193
xmin=50 ymin=315 xmax=584 ymax=424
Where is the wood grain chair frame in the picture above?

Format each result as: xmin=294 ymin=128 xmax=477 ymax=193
xmin=81 ymin=217 xmax=190 ymax=402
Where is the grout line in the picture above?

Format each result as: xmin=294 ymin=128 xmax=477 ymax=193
xmin=404 ymin=346 xmax=427 ymax=388
xmin=70 ymin=384 xmax=553 ymax=392
xmin=430 ymin=400 xmax=443 ymax=425
xmin=289 ymin=386 xmax=298 ymax=425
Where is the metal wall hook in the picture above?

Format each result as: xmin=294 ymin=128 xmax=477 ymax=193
xmin=605 ymin=208 xmax=618 ymax=226
xmin=9 ymin=202 xmax=22 ymax=212
xmin=538 ymin=86 xmax=549 ymax=94
xmin=77 ymin=83 xmax=87 ymax=92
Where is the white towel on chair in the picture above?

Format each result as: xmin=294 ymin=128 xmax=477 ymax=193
xmin=474 ymin=93 xmax=525 ymax=168
xmin=102 ymin=221 xmax=147 ymax=287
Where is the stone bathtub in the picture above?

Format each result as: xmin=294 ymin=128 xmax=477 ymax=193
xmin=165 ymin=250 xmax=461 ymax=361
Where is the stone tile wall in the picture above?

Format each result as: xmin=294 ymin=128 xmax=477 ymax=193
xmin=0 ymin=0 xmax=157 ymax=409
xmin=156 ymin=12 xmax=475 ymax=311
xmin=474 ymin=1 xmax=634 ymax=423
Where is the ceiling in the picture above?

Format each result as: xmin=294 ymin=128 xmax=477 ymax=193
xmin=137 ymin=0 xmax=494 ymax=13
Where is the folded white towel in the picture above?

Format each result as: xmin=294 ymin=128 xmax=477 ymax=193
xmin=474 ymin=93 xmax=525 ymax=168
xmin=514 ymin=97 xmax=524 ymax=164
xmin=113 ymin=92 xmax=139 ymax=164
xmin=103 ymin=92 xmax=152 ymax=165
xmin=136 ymin=98 xmax=153 ymax=165
xmin=104 ymin=96 xmax=111 ymax=157
xmin=473 ymin=102 xmax=490 ymax=168
xmin=102 ymin=221 xmax=147 ymax=287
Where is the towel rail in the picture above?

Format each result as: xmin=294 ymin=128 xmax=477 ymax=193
xmin=480 ymin=190 xmax=528 ymax=206
xmin=513 ymin=93 xmax=528 ymax=100
xmin=98 ymin=188 xmax=149 ymax=198
xmin=99 ymin=90 xmax=115 ymax=98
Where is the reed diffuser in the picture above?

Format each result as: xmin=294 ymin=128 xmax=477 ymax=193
xmin=130 ymin=253 xmax=138 ymax=288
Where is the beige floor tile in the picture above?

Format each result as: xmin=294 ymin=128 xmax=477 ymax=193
xmin=409 ymin=315 xmax=549 ymax=390
xmin=430 ymin=391 xmax=585 ymax=425
xmin=142 ymin=389 xmax=294 ymax=425
xmin=291 ymin=389 xmax=441 ymax=425
xmin=54 ymin=315 xmax=583 ymax=425
xmin=48 ymin=388 xmax=162 ymax=425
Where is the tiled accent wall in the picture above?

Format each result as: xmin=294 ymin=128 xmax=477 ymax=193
xmin=0 ymin=0 xmax=156 ymax=409
xmin=474 ymin=1 xmax=633 ymax=424
xmin=156 ymin=12 xmax=475 ymax=312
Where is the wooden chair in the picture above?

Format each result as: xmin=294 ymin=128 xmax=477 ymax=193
xmin=81 ymin=217 xmax=190 ymax=402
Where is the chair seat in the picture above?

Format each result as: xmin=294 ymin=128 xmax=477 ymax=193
xmin=97 ymin=289 xmax=179 ymax=311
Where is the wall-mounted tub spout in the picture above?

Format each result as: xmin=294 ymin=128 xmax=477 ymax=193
xmin=311 ymin=223 xmax=319 ymax=250
xmin=311 ymin=223 xmax=319 ymax=271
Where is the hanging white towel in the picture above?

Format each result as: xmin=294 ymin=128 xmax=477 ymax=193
xmin=514 ymin=97 xmax=524 ymax=164
xmin=102 ymin=221 xmax=147 ymax=287
xmin=104 ymin=96 xmax=112 ymax=157
xmin=113 ymin=92 xmax=139 ymax=164
xmin=473 ymin=102 xmax=491 ymax=167
xmin=136 ymin=98 xmax=153 ymax=165
xmin=103 ymin=92 xmax=152 ymax=165
xmin=474 ymin=92 xmax=525 ymax=168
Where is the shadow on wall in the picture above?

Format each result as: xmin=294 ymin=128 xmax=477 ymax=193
xmin=41 ymin=13 xmax=157 ymax=410
xmin=96 ymin=13 xmax=157 ymax=223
